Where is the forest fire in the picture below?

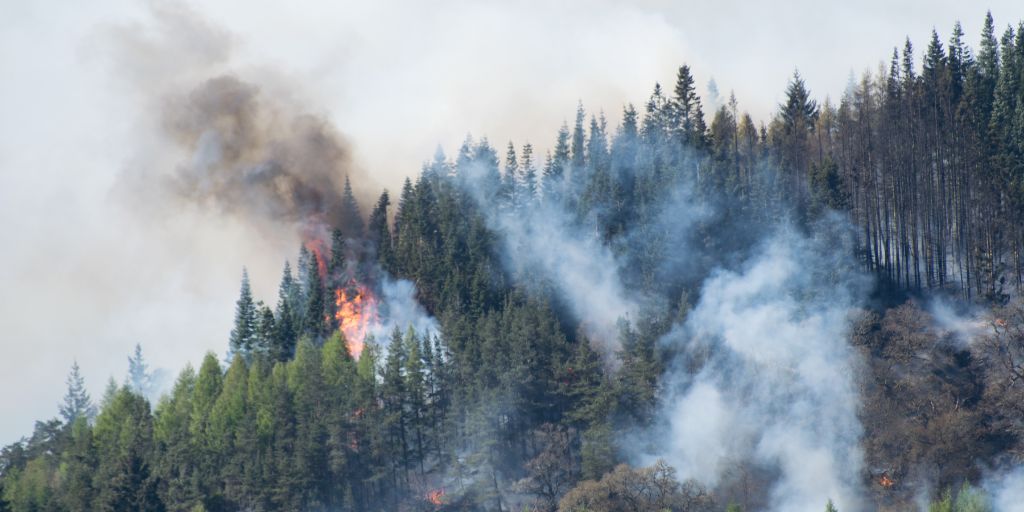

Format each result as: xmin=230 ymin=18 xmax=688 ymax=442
xmin=426 ymin=489 xmax=445 ymax=506
xmin=335 ymin=281 xmax=379 ymax=360
xmin=303 ymin=237 xmax=328 ymax=279
xmin=878 ymin=473 xmax=895 ymax=489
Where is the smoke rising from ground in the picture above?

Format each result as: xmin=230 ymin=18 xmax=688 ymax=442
xmin=987 ymin=467 xmax=1024 ymax=512
xmin=647 ymin=220 xmax=869 ymax=511
xmin=370 ymin=275 xmax=440 ymax=343
xmin=926 ymin=297 xmax=988 ymax=347
xmin=489 ymin=197 xmax=639 ymax=352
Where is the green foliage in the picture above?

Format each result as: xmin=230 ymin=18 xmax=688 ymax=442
xmin=9 ymin=12 xmax=1024 ymax=511
xmin=925 ymin=483 xmax=992 ymax=512
xmin=60 ymin=362 xmax=95 ymax=425
xmin=229 ymin=269 xmax=258 ymax=357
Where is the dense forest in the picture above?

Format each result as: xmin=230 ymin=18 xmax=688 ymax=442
xmin=5 ymin=10 xmax=1024 ymax=512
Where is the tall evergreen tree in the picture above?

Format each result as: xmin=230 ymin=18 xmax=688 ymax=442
xmin=273 ymin=261 xmax=299 ymax=361
xmin=126 ymin=344 xmax=153 ymax=399
xmin=341 ymin=176 xmax=365 ymax=238
xmin=302 ymin=255 xmax=328 ymax=340
xmin=230 ymin=268 xmax=258 ymax=357
xmin=60 ymin=361 xmax=95 ymax=425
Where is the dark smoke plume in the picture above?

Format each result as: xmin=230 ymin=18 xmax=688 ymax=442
xmin=163 ymin=74 xmax=355 ymax=229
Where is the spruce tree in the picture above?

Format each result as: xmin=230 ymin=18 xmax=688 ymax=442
xmin=230 ymin=268 xmax=258 ymax=357
xmin=60 ymin=361 xmax=95 ymax=425
xmin=369 ymin=191 xmax=393 ymax=270
xmin=341 ymin=176 xmax=364 ymax=237
xmin=502 ymin=141 xmax=519 ymax=208
xmin=273 ymin=261 xmax=299 ymax=361
xmin=672 ymin=64 xmax=708 ymax=149
xmin=126 ymin=344 xmax=153 ymax=398
xmin=521 ymin=143 xmax=538 ymax=203
xmin=302 ymin=255 xmax=328 ymax=341
xmin=329 ymin=229 xmax=346 ymax=278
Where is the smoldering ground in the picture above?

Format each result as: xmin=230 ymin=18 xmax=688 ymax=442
xmin=636 ymin=216 xmax=871 ymax=511
xmin=440 ymin=114 xmax=873 ymax=509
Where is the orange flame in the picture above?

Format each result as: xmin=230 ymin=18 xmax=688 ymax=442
xmin=426 ymin=488 xmax=445 ymax=506
xmin=878 ymin=473 xmax=895 ymax=489
xmin=335 ymin=281 xmax=379 ymax=360
xmin=303 ymin=238 xmax=328 ymax=279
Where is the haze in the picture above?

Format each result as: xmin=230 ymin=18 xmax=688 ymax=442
xmin=1 ymin=0 xmax=1022 ymax=445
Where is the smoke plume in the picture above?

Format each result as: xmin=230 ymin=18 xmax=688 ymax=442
xmin=641 ymin=217 xmax=869 ymax=511
xmin=163 ymin=74 xmax=355 ymax=227
xmin=110 ymin=2 xmax=372 ymax=239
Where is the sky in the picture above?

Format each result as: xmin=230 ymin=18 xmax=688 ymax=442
xmin=1 ymin=0 xmax=1023 ymax=445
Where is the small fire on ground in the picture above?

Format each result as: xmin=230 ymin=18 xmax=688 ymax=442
xmin=426 ymin=488 xmax=445 ymax=506
xmin=878 ymin=473 xmax=895 ymax=489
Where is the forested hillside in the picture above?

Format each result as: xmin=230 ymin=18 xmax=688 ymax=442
xmin=4 ymin=11 xmax=1024 ymax=512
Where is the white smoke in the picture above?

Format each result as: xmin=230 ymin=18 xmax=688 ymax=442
xmin=927 ymin=297 xmax=987 ymax=347
xmin=488 ymin=198 xmax=638 ymax=351
xmin=987 ymin=467 xmax=1024 ymax=512
xmin=648 ymin=219 xmax=868 ymax=511
xmin=371 ymin=275 xmax=440 ymax=341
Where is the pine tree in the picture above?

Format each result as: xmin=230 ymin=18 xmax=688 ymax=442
xmin=341 ymin=176 xmax=364 ymax=238
xmin=381 ymin=327 xmax=409 ymax=486
xmin=60 ymin=361 xmax=96 ymax=425
xmin=152 ymin=365 xmax=198 ymax=510
xmin=92 ymin=387 xmax=160 ymax=512
xmin=272 ymin=262 xmax=299 ymax=361
xmin=189 ymin=352 xmax=223 ymax=500
xmin=502 ymin=141 xmax=519 ymax=208
xmin=571 ymin=102 xmax=587 ymax=170
xmin=369 ymin=191 xmax=393 ymax=270
xmin=587 ymin=114 xmax=609 ymax=172
xmin=126 ymin=344 xmax=153 ymax=398
xmin=328 ymin=228 xmax=347 ymax=287
xmin=60 ymin=417 xmax=96 ymax=511
xmin=254 ymin=302 xmax=275 ymax=356
xmin=230 ymin=268 xmax=258 ymax=357
xmin=521 ymin=143 xmax=538 ymax=204
xmin=978 ymin=11 xmax=1000 ymax=116
xmin=672 ymin=64 xmax=708 ymax=149
xmin=287 ymin=338 xmax=328 ymax=507
xmin=543 ymin=124 xmax=571 ymax=201
xmin=302 ymin=255 xmax=328 ymax=341
xmin=403 ymin=329 xmax=427 ymax=475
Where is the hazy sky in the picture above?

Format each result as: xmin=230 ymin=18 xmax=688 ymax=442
xmin=2 ymin=0 xmax=1022 ymax=444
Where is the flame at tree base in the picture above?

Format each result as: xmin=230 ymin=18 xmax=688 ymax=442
xmin=335 ymin=281 xmax=378 ymax=360
xmin=426 ymin=489 xmax=445 ymax=506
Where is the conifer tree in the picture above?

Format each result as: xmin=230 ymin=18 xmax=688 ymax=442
xmin=126 ymin=344 xmax=153 ymax=398
xmin=368 ymin=191 xmax=393 ymax=270
xmin=230 ymin=268 xmax=258 ymax=357
xmin=341 ymin=176 xmax=365 ymax=238
xmin=521 ymin=143 xmax=538 ymax=203
xmin=60 ymin=361 xmax=95 ymax=425
xmin=273 ymin=261 xmax=299 ymax=361
xmin=502 ymin=141 xmax=519 ymax=208
xmin=302 ymin=255 xmax=328 ymax=340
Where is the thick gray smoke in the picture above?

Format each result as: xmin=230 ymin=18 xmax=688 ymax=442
xmin=163 ymin=74 xmax=355 ymax=227
xmin=644 ymin=218 xmax=869 ymax=511
xmin=111 ymin=3 xmax=374 ymax=238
